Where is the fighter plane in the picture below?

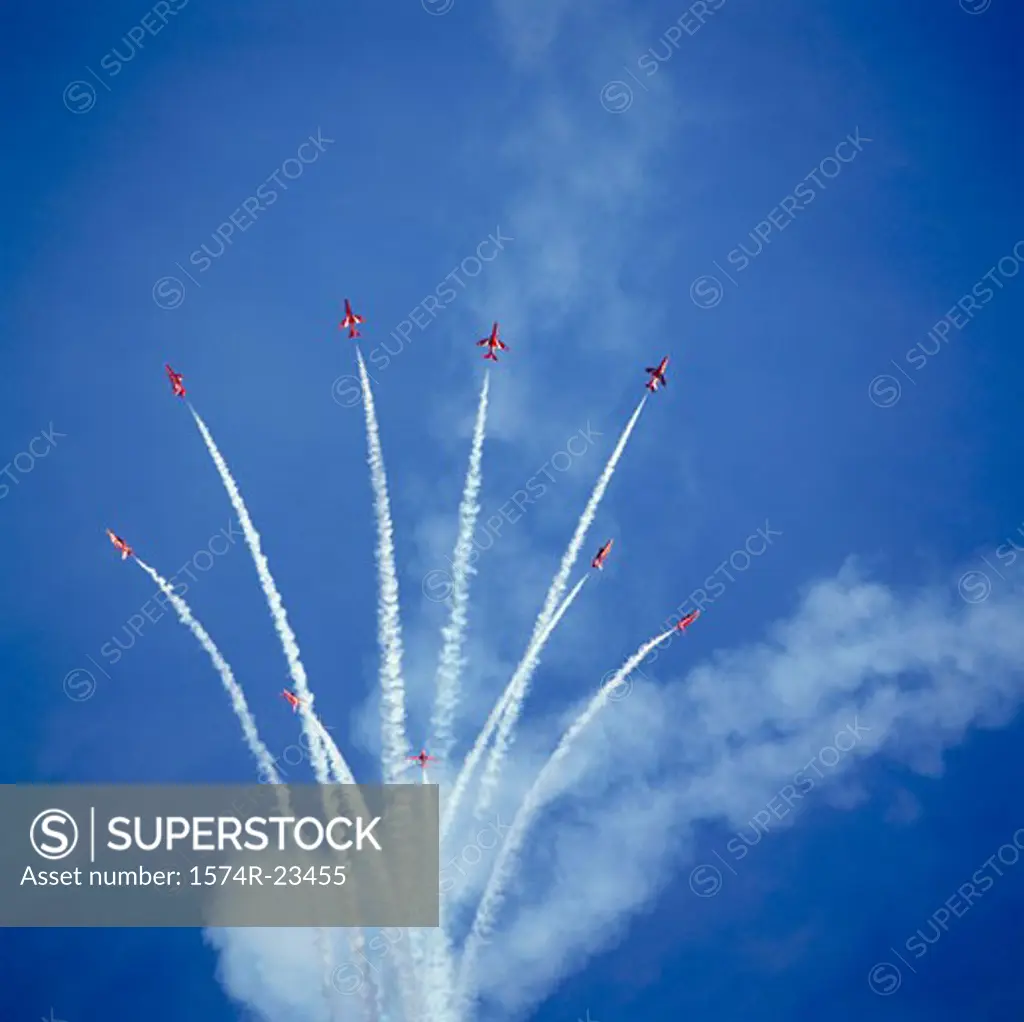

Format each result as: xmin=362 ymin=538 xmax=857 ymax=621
xmin=476 ymin=322 xmax=507 ymax=361
xmin=408 ymin=749 xmax=437 ymax=773
xmin=280 ymin=689 xmax=302 ymax=712
xmin=645 ymin=357 xmax=669 ymax=392
xmin=339 ymin=299 xmax=365 ymax=338
xmin=165 ymin=364 xmax=185 ymax=398
xmin=675 ymin=609 xmax=700 ymax=632
xmin=591 ymin=539 xmax=614 ymax=570
xmin=106 ymin=529 xmax=133 ymax=560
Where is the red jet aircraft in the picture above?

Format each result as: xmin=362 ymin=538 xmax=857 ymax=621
xmin=476 ymin=323 xmax=507 ymax=361
xmin=408 ymin=749 xmax=437 ymax=773
xmin=281 ymin=689 xmax=302 ymax=713
xmin=339 ymin=299 xmax=365 ymax=338
xmin=106 ymin=529 xmax=133 ymax=560
xmin=591 ymin=539 xmax=614 ymax=570
xmin=675 ymin=609 xmax=700 ymax=632
xmin=165 ymin=364 xmax=185 ymax=398
xmin=645 ymin=357 xmax=669 ymax=392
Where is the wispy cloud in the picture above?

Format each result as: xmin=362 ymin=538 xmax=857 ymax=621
xmin=437 ymin=16 xmax=677 ymax=454
xmin=464 ymin=561 xmax=1024 ymax=1014
xmin=491 ymin=0 xmax=581 ymax=65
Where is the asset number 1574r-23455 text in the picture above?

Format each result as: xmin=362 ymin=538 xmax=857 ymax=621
xmin=189 ymin=865 xmax=347 ymax=886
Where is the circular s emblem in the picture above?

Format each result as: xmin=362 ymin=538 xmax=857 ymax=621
xmin=30 ymin=808 xmax=79 ymax=860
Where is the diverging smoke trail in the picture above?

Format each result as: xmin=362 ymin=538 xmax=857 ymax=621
xmin=431 ymin=371 xmax=490 ymax=763
xmin=189 ymin=405 xmax=347 ymax=787
xmin=355 ymin=350 xmax=410 ymax=783
xmin=136 ymin=558 xmax=283 ymax=785
xmin=138 ymin=558 xmax=349 ymax=1020
xmin=353 ymin=354 xmax=424 ymax=1017
xmin=457 ymin=628 xmax=674 ymax=1005
xmin=417 ymin=371 xmax=491 ymax=1021
xmin=440 ymin=575 xmax=589 ymax=843
xmin=475 ymin=395 xmax=648 ymax=814
xmin=311 ymin=717 xmax=357 ymax=785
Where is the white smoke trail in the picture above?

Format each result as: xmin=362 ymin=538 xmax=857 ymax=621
xmin=136 ymin=558 xmax=349 ymax=1020
xmin=189 ymin=405 xmax=345 ymax=787
xmin=292 ymin=697 xmax=387 ymax=1022
xmin=352 ymin=353 xmax=427 ymax=1019
xmin=440 ymin=575 xmax=589 ymax=844
xmin=136 ymin=558 xmax=282 ymax=784
xmin=309 ymin=715 xmax=356 ymax=786
xmin=190 ymin=404 xmax=380 ymax=1019
xmin=431 ymin=371 xmax=490 ymax=762
xmin=355 ymin=350 xmax=410 ymax=783
xmin=474 ymin=396 xmax=648 ymax=813
xmin=456 ymin=628 xmax=674 ymax=1009
xmin=420 ymin=926 xmax=457 ymax=1022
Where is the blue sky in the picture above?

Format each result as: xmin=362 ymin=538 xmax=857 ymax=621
xmin=2 ymin=0 xmax=1023 ymax=1019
